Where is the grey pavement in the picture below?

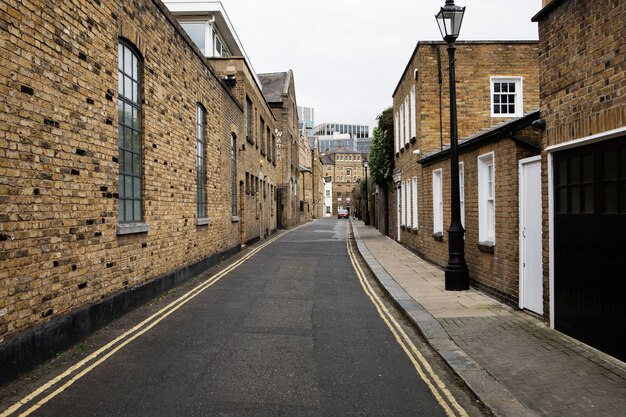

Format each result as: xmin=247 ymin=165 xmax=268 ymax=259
xmin=351 ymin=219 xmax=626 ymax=417
xmin=10 ymin=219 xmax=452 ymax=417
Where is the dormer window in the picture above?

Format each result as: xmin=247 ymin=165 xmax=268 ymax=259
xmin=178 ymin=19 xmax=230 ymax=58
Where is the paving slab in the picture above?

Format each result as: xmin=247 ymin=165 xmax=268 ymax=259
xmin=350 ymin=220 xmax=626 ymax=417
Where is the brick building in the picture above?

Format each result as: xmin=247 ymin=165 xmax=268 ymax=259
xmin=0 ymin=0 xmax=295 ymax=382
xmin=258 ymin=71 xmax=302 ymax=229
xmin=390 ymin=41 xmax=540 ymax=305
xmin=321 ymin=151 xmax=367 ymax=216
xmin=532 ymin=0 xmax=625 ymax=360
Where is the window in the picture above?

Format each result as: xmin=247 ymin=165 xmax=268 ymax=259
xmin=395 ymin=112 xmax=400 ymax=153
xmin=410 ymin=86 xmax=416 ymax=140
xmin=433 ymin=169 xmax=443 ymax=235
xmin=118 ymin=41 xmax=142 ymax=223
xmin=478 ymin=152 xmax=495 ymax=243
xmin=246 ymin=97 xmax=252 ymax=140
xmin=399 ymin=104 xmax=405 ymax=147
xmin=412 ymin=176 xmax=418 ymax=229
xmin=404 ymin=96 xmax=410 ymax=141
xmin=459 ymin=162 xmax=465 ymax=228
xmin=401 ymin=180 xmax=406 ymax=226
xmin=326 ymin=206 xmax=331 ymax=214
xmin=326 ymin=190 xmax=330 ymax=198
xmin=213 ymin=28 xmax=230 ymax=57
xmin=245 ymin=172 xmax=250 ymax=194
xmin=196 ymin=105 xmax=207 ymax=219
xmin=266 ymin=127 xmax=271 ymax=157
xmin=337 ymin=192 xmax=342 ymax=201
xmin=231 ymin=134 xmax=237 ymax=217
xmin=259 ymin=117 xmax=265 ymax=154
xmin=491 ymin=77 xmax=523 ymax=117
xmin=180 ymin=22 xmax=206 ymax=54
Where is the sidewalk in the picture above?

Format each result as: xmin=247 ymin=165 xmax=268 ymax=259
xmin=350 ymin=220 xmax=626 ymax=417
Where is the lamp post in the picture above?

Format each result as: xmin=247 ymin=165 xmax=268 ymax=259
xmin=436 ymin=0 xmax=469 ymax=291
xmin=363 ymin=159 xmax=370 ymax=225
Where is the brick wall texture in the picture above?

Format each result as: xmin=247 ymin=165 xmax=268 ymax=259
xmin=0 ymin=0 xmax=286 ymax=342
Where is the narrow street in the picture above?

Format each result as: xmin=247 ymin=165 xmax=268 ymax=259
xmin=0 ymin=219 xmax=481 ymax=417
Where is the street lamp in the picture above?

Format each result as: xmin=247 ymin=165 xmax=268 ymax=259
xmin=436 ymin=0 xmax=469 ymax=291
xmin=363 ymin=159 xmax=370 ymax=226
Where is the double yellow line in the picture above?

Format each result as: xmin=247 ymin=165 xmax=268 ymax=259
xmin=346 ymin=227 xmax=468 ymax=417
xmin=1 ymin=232 xmax=286 ymax=417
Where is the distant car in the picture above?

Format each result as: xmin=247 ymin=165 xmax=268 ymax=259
xmin=337 ymin=209 xmax=349 ymax=219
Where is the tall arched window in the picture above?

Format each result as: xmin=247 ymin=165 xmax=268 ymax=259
xmin=196 ymin=104 xmax=207 ymax=219
xmin=231 ymin=133 xmax=237 ymax=217
xmin=118 ymin=40 xmax=142 ymax=223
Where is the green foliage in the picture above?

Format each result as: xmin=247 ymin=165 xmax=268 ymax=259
xmin=368 ymin=107 xmax=394 ymax=186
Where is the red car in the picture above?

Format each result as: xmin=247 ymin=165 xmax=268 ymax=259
xmin=337 ymin=209 xmax=349 ymax=219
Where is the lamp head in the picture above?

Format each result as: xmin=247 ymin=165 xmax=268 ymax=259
xmin=435 ymin=0 xmax=466 ymax=43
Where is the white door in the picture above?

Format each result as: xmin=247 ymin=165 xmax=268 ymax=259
xmin=519 ymin=157 xmax=543 ymax=314
xmin=397 ymin=185 xmax=401 ymax=242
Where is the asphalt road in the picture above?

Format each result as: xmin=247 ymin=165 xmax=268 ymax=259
xmin=13 ymin=219 xmax=454 ymax=416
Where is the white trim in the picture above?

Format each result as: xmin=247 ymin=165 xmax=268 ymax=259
xmin=432 ymin=169 xmax=443 ymax=235
xmin=412 ymin=176 xmax=418 ymax=229
xmin=459 ymin=161 xmax=465 ymax=228
xmin=490 ymin=76 xmax=524 ymax=118
xmin=545 ymin=125 xmax=626 ymax=153
xmin=548 ymin=152 xmax=555 ymax=329
xmin=478 ymin=152 xmax=496 ymax=243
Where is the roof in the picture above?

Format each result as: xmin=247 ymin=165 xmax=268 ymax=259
xmin=532 ymin=0 xmax=567 ymax=22
xmin=418 ymin=110 xmax=541 ymax=165
xmin=320 ymin=155 xmax=334 ymax=165
xmin=258 ymin=71 xmax=291 ymax=103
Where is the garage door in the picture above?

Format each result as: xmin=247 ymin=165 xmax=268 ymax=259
xmin=553 ymin=136 xmax=626 ymax=361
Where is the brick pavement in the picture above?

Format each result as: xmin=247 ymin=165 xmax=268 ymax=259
xmin=351 ymin=220 xmax=626 ymax=417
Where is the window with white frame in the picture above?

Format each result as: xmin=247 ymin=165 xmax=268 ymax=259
xmin=491 ymin=77 xmax=523 ymax=117
xmin=404 ymin=95 xmax=410 ymax=141
xmin=412 ymin=176 xmax=418 ymax=229
xmin=395 ymin=112 xmax=400 ymax=153
xmin=401 ymin=181 xmax=406 ymax=226
xmin=478 ymin=152 xmax=495 ymax=243
xmin=405 ymin=179 xmax=411 ymax=227
xmin=399 ymin=104 xmax=405 ymax=147
xmin=410 ymin=86 xmax=416 ymax=140
xmin=459 ymin=162 xmax=465 ymax=228
xmin=433 ymin=169 xmax=443 ymax=235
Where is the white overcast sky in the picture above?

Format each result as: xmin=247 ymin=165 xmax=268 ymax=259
xmin=220 ymin=0 xmax=542 ymax=134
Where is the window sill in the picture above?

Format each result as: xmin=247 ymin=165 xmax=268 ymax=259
xmin=246 ymin=136 xmax=254 ymax=145
xmin=400 ymin=148 xmax=405 ymax=153
xmin=410 ymin=137 xmax=416 ymax=144
xmin=260 ymin=150 xmax=266 ymax=156
xmin=404 ymin=142 xmax=410 ymax=149
xmin=231 ymin=216 xmax=240 ymax=223
xmin=395 ymin=152 xmax=400 ymax=157
xmin=432 ymin=232 xmax=443 ymax=242
xmin=117 ymin=222 xmax=149 ymax=236
xmin=477 ymin=241 xmax=495 ymax=253
xmin=411 ymin=227 xmax=418 ymax=234
xmin=196 ymin=218 xmax=211 ymax=226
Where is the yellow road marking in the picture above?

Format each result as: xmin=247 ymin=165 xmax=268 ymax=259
xmin=1 ymin=231 xmax=288 ymax=417
xmin=346 ymin=226 xmax=469 ymax=417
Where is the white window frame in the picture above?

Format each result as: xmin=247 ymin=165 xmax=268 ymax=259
xmin=394 ymin=111 xmax=400 ymax=153
xmin=410 ymin=86 xmax=416 ymax=141
xmin=459 ymin=162 xmax=465 ymax=228
xmin=405 ymin=179 xmax=411 ymax=227
xmin=490 ymin=77 xmax=523 ymax=118
xmin=433 ymin=169 xmax=443 ymax=235
xmin=404 ymin=95 xmax=410 ymax=141
xmin=399 ymin=104 xmax=405 ymax=147
xmin=478 ymin=152 xmax=496 ymax=243
xmin=411 ymin=176 xmax=418 ymax=229
xmin=401 ymin=180 xmax=406 ymax=226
